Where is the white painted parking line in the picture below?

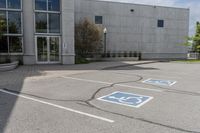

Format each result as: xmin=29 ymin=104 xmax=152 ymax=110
xmin=0 ymin=89 xmax=114 ymax=123
xmin=61 ymin=76 xmax=162 ymax=92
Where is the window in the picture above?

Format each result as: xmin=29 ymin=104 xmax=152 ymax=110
xmin=0 ymin=0 xmax=6 ymax=8
xmin=7 ymin=0 xmax=21 ymax=9
xmin=95 ymin=16 xmax=103 ymax=24
xmin=9 ymin=36 xmax=22 ymax=53
xmin=48 ymin=0 xmax=60 ymax=11
xmin=35 ymin=0 xmax=60 ymax=34
xmin=49 ymin=13 xmax=60 ymax=33
xmin=35 ymin=12 xmax=47 ymax=33
xmin=158 ymin=20 xmax=164 ymax=28
xmin=0 ymin=0 xmax=22 ymax=53
xmin=35 ymin=0 xmax=47 ymax=10
xmin=0 ymin=11 xmax=7 ymax=33
xmin=35 ymin=0 xmax=60 ymax=11
xmin=8 ymin=11 xmax=22 ymax=34
xmin=0 ymin=36 xmax=8 ymax=53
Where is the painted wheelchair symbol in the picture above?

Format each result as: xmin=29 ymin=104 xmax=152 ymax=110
xmin=154 ymin=80 xmax=170 ymax=85
xmin=108 ymin=96 xmax=143 ymax=105
xmin=143 ymin=79 xmax=177 ymax=86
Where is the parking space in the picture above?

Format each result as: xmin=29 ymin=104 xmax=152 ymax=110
xmin=0 ymin=61 xmax=200 ymax=133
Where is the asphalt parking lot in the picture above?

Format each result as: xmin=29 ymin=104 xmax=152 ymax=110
xmin=0 ymin=61 xmax=200 ymax=133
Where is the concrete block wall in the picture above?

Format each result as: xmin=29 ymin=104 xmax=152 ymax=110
xmin=75 ymin=0 xmax=190 ymax=59
xmin=61 ymin=0 xmax=75 ymax=64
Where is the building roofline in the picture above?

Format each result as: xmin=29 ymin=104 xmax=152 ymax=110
xmin=94 ymin=0 xmax=190 ymax=10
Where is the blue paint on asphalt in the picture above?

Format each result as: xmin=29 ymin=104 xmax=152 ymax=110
xmin=143 ymin=79 xmax=176 ymax=86
xmin=98 ymin=91 xmax=153 ymax=108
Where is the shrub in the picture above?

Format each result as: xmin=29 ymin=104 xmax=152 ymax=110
xmin=134 ymin=51 xmax=137 ymax=57
xmin=106 ymin=51 xmax=111 ymax=57
xmin=112 ymin=52 xmax=116 ymax=57
xmin=75 ymin=18 xmax=103 ymax=58
xmin=123 ymin=51 xmax=128 ymax=57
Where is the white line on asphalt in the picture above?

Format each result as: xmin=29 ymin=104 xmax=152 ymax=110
xmin=61 ymin=76 xmax=162 ymax=92
xmin=0 ymin=89 xmax=114 ymax=123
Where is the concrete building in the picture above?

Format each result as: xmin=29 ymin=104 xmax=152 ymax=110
xmin=0 ymin=0 xmax=189 ymax=64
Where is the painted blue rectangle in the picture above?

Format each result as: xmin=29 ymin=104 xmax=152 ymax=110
xmin=98 ymin=91 xmax=153 ymax=108
xmin=143 ymin=79 xmax=177 ymax=86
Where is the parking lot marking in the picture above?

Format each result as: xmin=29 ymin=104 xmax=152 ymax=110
xmin=61 ymin=76 xmax=162 ymax=92
xmin=98 ymin=91 xmax=153 ymax=108
xmin=143 ymin=79 xmax=177 ymax=86
xmin=0 ymin=89 xmax=114 ymax=123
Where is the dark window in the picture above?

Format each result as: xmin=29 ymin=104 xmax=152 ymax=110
xmin=95 ymin=16 xmax=103 ymax=24
xmin=0 ymin=36 xmax=8 ymax=53
xmin=0 ymin=0 xmax=6 ymax=8
xmin=9 ymin=36 xmax=22 ymax=53
xmin=0 ymin=0 xmax=22 ymax=54
xmin=49 ymin=13 xmax=60 ymax=33
xmin=158 ymin=20 xmax=164 ymax=28
xmin=0 ymin=11 xmax=7 ymax=33
xmin=35 ymin=12 xmax=47 ymax=33
xmin=8 ymin=11 xmax=21 ymax=34
xmin=48 ymin=0 xmax=60 ymax=11
xmin=35 ymin=0 xmax=47 ymax=10
xmin=7 ymin=0 xmax=21 ymax=9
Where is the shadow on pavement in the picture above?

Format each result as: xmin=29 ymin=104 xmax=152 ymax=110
xmin=0 ymin=61 xmax=158 ymax=132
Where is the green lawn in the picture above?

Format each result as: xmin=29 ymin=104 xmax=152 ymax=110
xmin=174 ymin=59 xmax=200 ymax=63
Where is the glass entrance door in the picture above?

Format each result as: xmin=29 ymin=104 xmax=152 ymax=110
xmin=36 ymin=36 xmax=60 ymax=63
xmin=49 ymin=37 xmax=60 ymax=62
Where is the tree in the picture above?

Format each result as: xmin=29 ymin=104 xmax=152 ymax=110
xmin=193 ymin=22 xmax=200 ymax=53
xmin=0 ymin=16 xmax=6 ymax=39
xmin=182 ymin=22 xmax=200 ymax=59
xmin=75 ymin=18 xmax=103 ymax=58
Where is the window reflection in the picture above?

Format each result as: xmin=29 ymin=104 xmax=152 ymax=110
xmin=0 ymin=0 xmax=6 ymax=8
xmin=48 ymin=0 xmax=60 ymax=11
xmin=8 ymin=12 xmax=21 ymax=34
xmin=35 ymin=12 xmax=47 ymax=33
xmin=35 ymin=0 xmax=47 ymax=10
xmin=49 ymin=13 xmax=60 ymax=33
xmin=0 ymin=36 xmax=8 ymax=53
xmin=9 ymin=36 xmax=22 ymax=53
xmin=0 ymin=11 xmax=7 ymax=33
xmin=7 ymin=0 xmax=21 ymax=9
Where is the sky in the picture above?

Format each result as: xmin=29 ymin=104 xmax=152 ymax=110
xmin=103 ymin=0 xmax=200 ymax=36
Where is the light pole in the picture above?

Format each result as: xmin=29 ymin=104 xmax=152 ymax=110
xmin=103 ymin=28 xmax=107 ymax=54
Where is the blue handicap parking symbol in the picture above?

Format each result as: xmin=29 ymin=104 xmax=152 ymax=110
xmin=98 ymin=91 xmax=153 ymax=108
xmin=143 ymin=79 xmax=177 ymax=86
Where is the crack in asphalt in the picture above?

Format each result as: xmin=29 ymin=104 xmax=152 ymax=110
xmin=83 ymin=75 xmax=200 ymax=133
xmin=1 ymin=60 xmax=200 ymax=133
xmin=108 ymin=71 xmax=200 ymax=97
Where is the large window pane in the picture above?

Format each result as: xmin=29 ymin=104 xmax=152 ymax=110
xmin=49 ymin=13 xmax=60 ymax=33
xmin=0 ymin=36 xmax=8 ymax=53
xmin=9 ymin=36 xmax=22 ymax=53
xmin=35 ymin=12 xmax=47 ymax=33
xmin=50 ymin=37 xmax=59 ymax=61
xmin=0 ymin=11 xmax=7 ymax=33
xmin=48 ymin=0 xmax=60 ymax=11
xmin=35 ymin=0 xmax=47 ymax=10
xmin=37 ymin=37 xmax=47 ymax=62
xmin=0 ymin=0 xmax=6 ymax=8
xmin=7 ymin=0 xmax=21 ymax=9
xmin=8 ymin=11 xmax=21 ymax=34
